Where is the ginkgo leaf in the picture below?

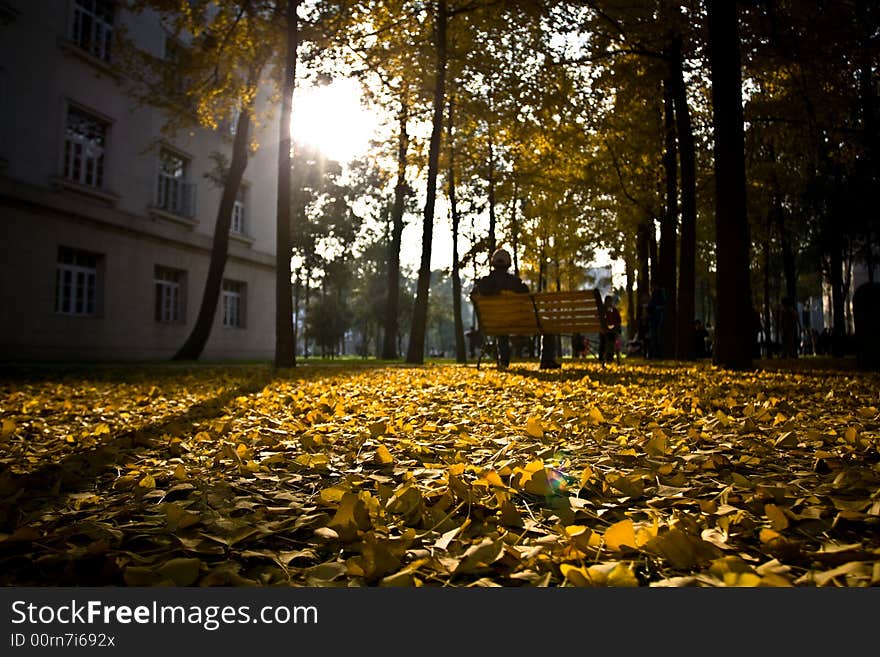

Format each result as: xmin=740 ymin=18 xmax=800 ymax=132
xmin=294 ymin=453 xmax=329 ymax=469
xmin=606 ymin=472 xmax=644 ymax=499
xmin=328 ymin=492 xmax=372 ymax=542
xmin=164 ymin=503 xmax=200 ymax=531
xmin=368 ymin=420 xmax=387 ymax=437
xmin=477 ymin=469 xmax=505 ymax=489
xmin=560 ymin=564 xmax=594 ymax=586
xmin=652 ymin=527 xmax=724 ymax=568
xmin=455 ymin=538 xmax=503 ymax=574
xmin=386 ymin=485 xmax=422 ymax=518
xmin=764 ymin=504 xmax=790 ymax=531
xmin=606 ymin=562 xmax=640 ymax=586
xmin=138 ymin=474 xmax=156 ymax=489
xmin=319 ymin=486 xmax=349 ymax=504
xmin=499 ymin=500 xmax=524 ymax=528
xmin=579 ymin=466 xmax=595 ymax=488
xmin=379 ymin=571 xmax=417 ymax=587
xmin=565 ymin=525 xmax=594 ymax=552
xmin=357 ymin=537 xmax=403 ymax=582
xmin=759 ymin=528 xmax=783 ymax=544
xmin=374 ymin=444 xmax=394 ymax=465
xmin=305 ymin=561 xmax=347 ymax=586
xmin=513 ymin=460 xmax=562 ymax=497
xmin=604 ymin=519 xmax=637 ymax=551
xmin=525 ymin=417 xmax=544 ymax=438
xmin=645 ymin=429 xmax=670 ymax=456
xmin=723 ymin=572 xmax=762 ymax=587
xmin=157 ymin=558 xmax=202 ymax=586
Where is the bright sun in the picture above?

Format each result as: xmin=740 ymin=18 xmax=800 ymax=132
xmin=290 ymin=78 xmax=377 ymax=164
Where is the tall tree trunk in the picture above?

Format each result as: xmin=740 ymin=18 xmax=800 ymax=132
xmin=511 ymin=191 xmax=521 ymax=276
xmin=649 ymin=219 xmax=659 ymax=287
xmin=406 ymin=0 xmax=447 ymax=364
xmin=274 ymin=0 xmax=299 ymax=368
xmin=447 ymin=94 xmax=466 ymax=363
xmin=762 ymin=216 xmax=772 ymax=356
xmin=829 ymin=180 xmax=847 ymax=357
xmin=625 ymin=254 xmax=635 ymax=340
xmin=775 ymin=187 xmax=797 ymax=304
xmin=173 ymin=103 xmax=253 ymax=360
xmin=670 ymin=37 xmax=696 ymax=360
xmin=487 ymin=124 xmax=497 ymax=255
xmin=829 ymin=231 xmax=846 ymax=357
xmin=303 ymin=270 xmax=311 ymax=357
xmin=382 ymin=100 xmax=409 ymax=359
xmin=770 ymin=146 xmax=797 ymax=303
xmin=707 ymin=0 xmax=753 ymax=370
xmin=636 ymin=218 xmax=651 ymax=339
xmin=659 ymin=72 xmax=678 ymax=359
xmin=293 ymin=271 xmax=301 ymax=356
xmin=858 ymin=4 xmax=877 ymax=283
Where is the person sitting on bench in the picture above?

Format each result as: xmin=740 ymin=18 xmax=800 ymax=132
xmin=471 ymin=248 xmax=560 ymax=369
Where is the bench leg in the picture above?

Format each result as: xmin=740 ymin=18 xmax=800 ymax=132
xmin=476 ymin=338 xmax=499 ymax=370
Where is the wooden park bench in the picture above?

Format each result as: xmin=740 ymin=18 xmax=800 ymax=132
xmin=471 ymin=289 xmax=608 ymax=369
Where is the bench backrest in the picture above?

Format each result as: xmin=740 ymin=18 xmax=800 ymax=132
xmin=472 ymin=289 xmax=606 ymax=337
xmin=533 ymin=289 xmax=606 ymax=334
xmin=472 ymin=292 xmax=541 ymax=336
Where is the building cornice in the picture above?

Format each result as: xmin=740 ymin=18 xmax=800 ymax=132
xmin=57 ymin=39 xmax=123 ymax=82
xmin=0 ymin=175 xmax=275 ymax=271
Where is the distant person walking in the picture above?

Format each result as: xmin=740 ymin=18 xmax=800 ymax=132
xmin=647 ymin=281 xmax=665 ymax=359
xmin=599 ymin=295 xmax=622 ymax=365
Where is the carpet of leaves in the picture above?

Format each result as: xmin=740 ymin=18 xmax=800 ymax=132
xmin=1 ymin=360 xmax=879 ymax=587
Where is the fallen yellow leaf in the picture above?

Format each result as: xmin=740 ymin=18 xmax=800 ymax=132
xmin=604 ymin=519 xmax=637 ymax=551
xmin=525 ymin=417 xmax=544 ymax=438
xmin=375 ymin=444 xmax=394 ymax=465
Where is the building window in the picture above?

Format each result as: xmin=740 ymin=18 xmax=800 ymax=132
xmin=231 ymin=187 xmax=246 ymax=235
xmin=221 ymin=279 xmax=245 ymax=328
xmin=56 ymin=246 xmax=101 ymax=316
xmin=64 ymin=106 xmax=107 ymax=188
xmin=156 ymin=148 xmax=196 ymax=217
xmin=154 ymin=266 xmax=185 ymax=323
xmin=70 ymin=0 xmax=115 ymax=62
xmin=163 ymin=38 xmax=193 ymax=100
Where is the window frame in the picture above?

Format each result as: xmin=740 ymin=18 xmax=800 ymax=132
xmin=154 ymin=265 xmax=186 ymax=324
xmin=55 ymin=245 xmax=103 ymax=317
xmin=221 ymin=279 xmax=246 ymax=329
xmin=63 ymin=103 xmax=109 ymax=190
xmin=155 ymin=146 xmax=196 ymax=218
xmin=231 ymin=185 xmax=246 ymax=235
xmin=69 ymin=0 xmax=115 ymax=63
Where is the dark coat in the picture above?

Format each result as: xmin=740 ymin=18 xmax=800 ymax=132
xmin=471 ymin=269 xmax=528 ymax=296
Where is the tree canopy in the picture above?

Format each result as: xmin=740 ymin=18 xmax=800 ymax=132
xmin=117 ymin=0 xmax=877 ymax=366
